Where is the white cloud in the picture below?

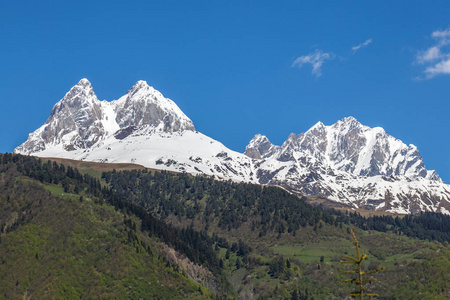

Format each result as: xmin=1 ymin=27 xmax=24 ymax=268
xmin=416 ymin=28 xmax=450 ymax=79
xmin=292 ymin=49 xmax=334 ymax=77
xmin=425 ymin=57 xmax=450 ymax=77
xmin=431 ymin=28 xmax=450 ymax=39
xmin=351 ymin=39 xmax=372 ymax=54
xmin=416 ymin=46 xmax=441 ymax=64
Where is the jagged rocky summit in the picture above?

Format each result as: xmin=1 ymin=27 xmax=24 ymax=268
xmin=15 ymin=79 xmax=255 ymax=182
xmin=244 ymin=118 xmax=449 ymax=214
xmin=16 ymin=79 xmax=195 ymax=153
xmin=15 ymin=79 xmax=450 ymax=215
xmin=14 ymin=79 xmax=256 ymax=183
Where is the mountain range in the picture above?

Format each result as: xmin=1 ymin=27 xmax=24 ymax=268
xmin=15 ymin=79 xmax=450 ymax=215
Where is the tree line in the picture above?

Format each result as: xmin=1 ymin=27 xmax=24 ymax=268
xmin=332 ymin=209 xmax=450 ymax=244
xmin=0 ymin=154 xmax=232 ymax=286
xmin=103 ymin=168 xmax=450 ymax=243
xmin=102 ymin=169 xmax=338 ymax=237
xmin=3 ymin=152 xmax=450 ymax=251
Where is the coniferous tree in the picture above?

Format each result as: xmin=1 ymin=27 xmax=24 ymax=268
xmin=341 ymin=229 xmax=384 ymax=299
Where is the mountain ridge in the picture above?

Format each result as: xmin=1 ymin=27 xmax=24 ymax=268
xmin=15 ymin=78 xmax=195 ymax=155
xmin=14 ymin=79 xmax=450 ymax=215
xmin=246 ymin=116 xmax=438 ymax=180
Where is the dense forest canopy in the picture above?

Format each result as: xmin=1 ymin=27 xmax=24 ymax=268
xmin=101 ymin=167 xmax=450 ymax=244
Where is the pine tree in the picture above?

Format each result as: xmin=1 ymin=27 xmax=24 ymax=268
xmin=341 ymin=229 xmax=385 ymax=299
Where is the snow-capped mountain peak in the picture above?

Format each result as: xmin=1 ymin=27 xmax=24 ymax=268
xmin=15 ymin=79 xmax=195 ymax=155
xmin=59 ymin=78 xmax=97 ymax=103
xmin=335 ymin=115 xmax=359 ymax=125
xmin=15 ymin=79 xmax=256 ymax=183
xmin=243 ymin=117 xmax=450 ymax=214
xmin=14 ymin=80 xmax=450 ymax=215
xmin=130 ymin=79 xmax=149 ymax=89
xmin=125 ymin=80 xmax=161 ymax=100
xmin=114 ymin=80 xmax=195 ymax=132
xmin=244 ymin=134 xmax=278 ymax=159
xmin=77 ymin=77 xmax=92 ymax=87
xmin=307 ymin=121 xmax=325 ymax=132
xmin=62 ymin=78 xmax=97 ymax=102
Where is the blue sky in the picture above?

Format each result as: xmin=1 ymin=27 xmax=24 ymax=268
xmin=1 ymin=1 xmax=450 ymax=181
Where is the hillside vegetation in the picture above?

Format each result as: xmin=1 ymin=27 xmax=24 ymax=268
xmin=0 ymin=155 xmax=211 ymax=299
xmin=1 ymin=154 xmax=449 ymax=299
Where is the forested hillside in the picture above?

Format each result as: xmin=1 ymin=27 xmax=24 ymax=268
xmin=0 ymin=154 xmax=215 ymax=299
xmin=1 ymin=154 xmax=449 ymax=299
xmin=103 ymin=168 xmax=450 ymax=244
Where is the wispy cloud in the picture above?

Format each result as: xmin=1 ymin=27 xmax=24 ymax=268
xmin=351 ymin=39 xmax=372 ymax=54
xmin=291 ymin=49 xmax=334 ymax=77
xmin=431 ymin=28 xmax=450 ymax=39
xmin=416 ymin=46 xmax=441 ymax=64
xmin=416 ymin=28 xmax=450 ymax=79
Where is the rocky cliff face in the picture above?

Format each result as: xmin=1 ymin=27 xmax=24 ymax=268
xmin=114 ymin=80 xmax=195 ymax=132
xmin=15 ymin=79 xmax=450 ymax=215
xmin=246 ymin=117 xmax=435 ymax=180
xmin=244 ymin=117 xmax=450 ymax=213
xmin=16 ymin=79 xmax=106 ymax=153
xmin=14 ymin=79 xmax=255 ymax=183
xmin=15 ymin=79 xmax=195 ymax=155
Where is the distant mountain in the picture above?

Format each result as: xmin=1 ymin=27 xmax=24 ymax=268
xmin=246 ymin=117 xmax=438 ymax=180
xmin=15 ymin=79 xmax=256 ymax=183
xmin=15 ymin=79 xmax=450 ymax=214
xmin=15 ymin=78 xmax=194 ymax=153
xmin=245 ymin=117 xmax=450 ymax=214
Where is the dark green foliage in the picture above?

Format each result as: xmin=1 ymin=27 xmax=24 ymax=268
xmin=0 ymin=154 xmax=225 ymax=279
xmin=269 ymin=257 xmax=286 ymax=278
xmin=102 ymin=168 xmax=338 ymax=234
xmin=235 ymin=258 xmax=241 ymax=269
xmin=3 ymin=153 xmax=450 ymax=299
xmin=268 ymin=257 xmax=294 ymax=280
xmin=103 ymin=167 xmax=450 ymax=245
xmin=331 ymin=209 xmax=450 ymax=243
xmin=0 ymin=156 xmax=210 ymax=299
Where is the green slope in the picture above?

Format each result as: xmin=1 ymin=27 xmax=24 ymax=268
xmin=102 ymin=167 xmax=450 ymax=299
xmin=2 ymin=154 xmax=450 ymax=299
xmin=0 ymin=161 xmax=211 ymax=299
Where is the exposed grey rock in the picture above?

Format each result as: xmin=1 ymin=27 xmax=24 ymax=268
xmin=244 ymin=116 xmax=450 ymax=214
xmin=14 ymin=80 xmax=450 ymax=215
xmin=15 ymin=79 xmax=195 ymax=155
xmin=244 ymin=134 xmax=279 ymax=159
xmin=115 ymin=81 xmax=195 ymax=132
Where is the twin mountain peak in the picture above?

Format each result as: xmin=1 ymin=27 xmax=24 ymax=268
xmin=15 ymin=79 xmax=450 ymax=215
